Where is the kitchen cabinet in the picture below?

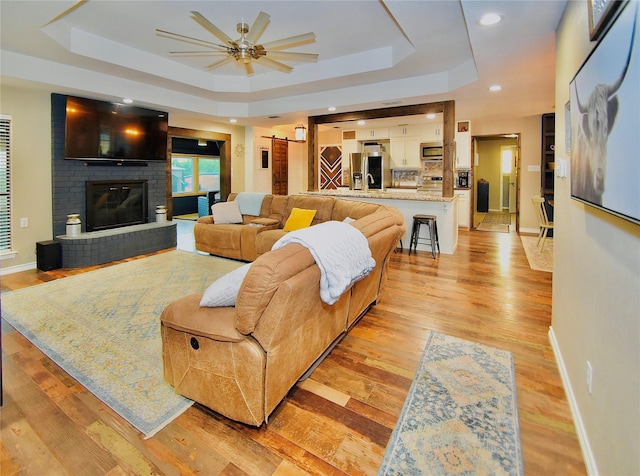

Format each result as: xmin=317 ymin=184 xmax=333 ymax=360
xmin=390 ymin=136 xmax=421 ymax=168
xmin=390 ymin=125 xmax=423 ymax=137
xmin=341 ymin=137 xmax=358 ymax=185
xmin=455 ymin=120 xmax=471 ymax=169
xmin=356 ymin=127 xmax=389 ymax=140
xmin=342 ymin=138 xmax=358 ymax=162
xmin=423 ymin=122 xmax=443 ymax=141
xmin=455 ymin=189 xmax=471 ymax=228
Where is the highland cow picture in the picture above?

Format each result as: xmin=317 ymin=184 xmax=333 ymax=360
xmin=570 ymin=1 xmax=639 ymax=225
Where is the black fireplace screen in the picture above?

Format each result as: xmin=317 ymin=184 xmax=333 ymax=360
xmin=86 ymin=180 xmax=148 ymax=232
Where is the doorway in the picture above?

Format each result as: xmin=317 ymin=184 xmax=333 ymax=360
xmin=472 ymin=134 xmax=520 ymax=231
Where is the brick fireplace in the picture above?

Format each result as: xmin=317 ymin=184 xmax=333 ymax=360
xmin=51 ymin=94 xmax=175 ymax=267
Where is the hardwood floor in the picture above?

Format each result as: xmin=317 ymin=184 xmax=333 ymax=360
xmin=0 ymin=228 xmax=586 ymax=475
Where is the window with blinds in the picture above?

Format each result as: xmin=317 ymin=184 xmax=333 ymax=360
xmin=0 ymin=115 xmax=12 ymax=253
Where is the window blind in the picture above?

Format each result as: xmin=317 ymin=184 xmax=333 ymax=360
xmin=0 ymin=115 xmax=12 ymax=252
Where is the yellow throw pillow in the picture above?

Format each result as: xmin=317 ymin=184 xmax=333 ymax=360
xmin=283 ymin=208 xmax=316 ymax=232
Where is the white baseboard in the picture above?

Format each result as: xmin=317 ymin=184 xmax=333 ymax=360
xmin=0 ymin=261 xmax=36 ymax=276
xmin=548 ymin=326 xmax=598 ymax=475
xmin=519 ymin=227 xmax=539 ymax=234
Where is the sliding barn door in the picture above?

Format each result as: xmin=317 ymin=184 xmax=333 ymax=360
xmin=272 ymin=138 xmax=288 ymax=195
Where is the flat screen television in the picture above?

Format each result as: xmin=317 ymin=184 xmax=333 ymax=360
xmin=65 ymin=95 xmax=168 ymax=163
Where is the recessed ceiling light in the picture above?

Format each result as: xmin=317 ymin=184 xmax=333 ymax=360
xmin=122 ymin=98 xmax=133 ymax=104
xmin=229 ymin=118 xmax=237 ymax=123
xmin=489 ymin=85 xmax=502 ymax=92
xmin=357 ymin=120 xmax=366 ymax=126
xmin=328 ymin=106 xmax=336 ymax=112
xmin=478 ymin=13 xmax=503 ymax=26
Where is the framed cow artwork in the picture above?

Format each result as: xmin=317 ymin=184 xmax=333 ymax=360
xmin=570 ymin=0 xmax=639 ymax=225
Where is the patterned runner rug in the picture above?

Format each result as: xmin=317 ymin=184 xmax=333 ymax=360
xmin=1 ymin=250 xmax=242 ymax=438
xmin=379 ymin=332 xmax=523 ymax=475
xmin=520 ymin=235 xmax=553 ymax=272
xmin=477 ymin=212 xmax=511 ymax=233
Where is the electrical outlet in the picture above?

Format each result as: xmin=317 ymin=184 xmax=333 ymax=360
xmin=20 ymin=217 xmax=28 ymax=228
xmin=586 ymin=361 xmax=593 ymax=394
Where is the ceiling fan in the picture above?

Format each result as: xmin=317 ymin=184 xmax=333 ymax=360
xmin=156 ymin=11 xmax=318 ymax=75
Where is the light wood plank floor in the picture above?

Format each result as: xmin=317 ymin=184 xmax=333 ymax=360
xmin=0 ymin=228 xmax=586 ymax=475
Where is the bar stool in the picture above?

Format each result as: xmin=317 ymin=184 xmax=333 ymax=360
xmin=409 ymin=214 xmax=440 ymax=258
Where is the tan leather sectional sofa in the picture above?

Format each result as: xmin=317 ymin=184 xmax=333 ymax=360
xmin=161 ymin=193 xmax=405 ymax=425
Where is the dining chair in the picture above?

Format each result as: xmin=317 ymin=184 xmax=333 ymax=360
xmin=531 ymin=196 xmax=554 ymax=250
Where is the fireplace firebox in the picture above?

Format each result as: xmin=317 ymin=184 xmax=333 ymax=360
xmin=86 ymin=180 xmax=148 ymax=232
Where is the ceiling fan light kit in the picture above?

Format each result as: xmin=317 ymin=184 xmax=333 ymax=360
xmin=157 ymin=10 xmax=318 ymax=76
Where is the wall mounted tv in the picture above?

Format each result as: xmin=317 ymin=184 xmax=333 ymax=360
xmin=64 ymin=95 xmax=168 ymax=163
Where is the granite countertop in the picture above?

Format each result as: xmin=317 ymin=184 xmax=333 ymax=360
xmin=302 ymin=190 xmax=458 ymax=202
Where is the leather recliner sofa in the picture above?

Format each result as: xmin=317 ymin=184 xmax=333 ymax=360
xmin=161 ymin=194 xmax=405 ymax=425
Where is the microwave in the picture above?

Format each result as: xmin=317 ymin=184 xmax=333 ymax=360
xmin=421 ymin=141 xmax=443 ymax=160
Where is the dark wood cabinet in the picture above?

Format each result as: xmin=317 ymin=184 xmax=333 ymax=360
xmin=541 ymin=113 xmax=555 ymax=195
xmin=541 ymin=113 xmax=555 ymax=236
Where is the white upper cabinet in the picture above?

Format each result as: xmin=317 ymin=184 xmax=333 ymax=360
xmin=356 ymin=128 xmax=389 ymax=140
xmin=390 ymin=136 xmax=421 ymax=169
xmin=455 ymin=120 xmax=471 ymax=169
xmin=423 ymin=122 xmax=443 ymax=141
xmin=389 ymin=125 xmax=423 ymax=137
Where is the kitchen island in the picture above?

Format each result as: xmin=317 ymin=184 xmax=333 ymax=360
xmin=303 ymin=190 xmax=459 ymax=254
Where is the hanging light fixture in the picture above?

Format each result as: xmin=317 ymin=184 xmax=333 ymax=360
xmin=295 ymin=124 xmax=307 ymax=142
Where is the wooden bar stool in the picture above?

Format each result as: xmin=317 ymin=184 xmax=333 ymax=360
xmin=409 ymin=214 xmax=440 ymax=258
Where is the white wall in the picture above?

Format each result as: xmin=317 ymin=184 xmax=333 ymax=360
xmin=552 ymin=2 xmax=640 ymax=474
xmin=245 ymin=125 xmax=306 ymax=195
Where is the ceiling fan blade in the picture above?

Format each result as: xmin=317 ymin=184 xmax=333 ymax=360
xmin=169 ymin=51 xmax=229 ymax=57
xmin=261 ymin=32 xmax=316 ymax=51
xmin=244 ymin=61 xmax=255 ymax=76
xmin=205 ymin=56 xmax=234 ymax=70
xmin=245 ymin=11 xmax=270 ymax=45
xmin=266 ymin=51 xmax=318 ymax=63
xmin=156 ymin=29 xmax=229 ymax=50
xmin=43 ymin=0 xmax=87 ymax=27
xmin=255 ymin=56 xmax=293 ymax=73
xmin=190 ymin=11 xmax=234 ymax=45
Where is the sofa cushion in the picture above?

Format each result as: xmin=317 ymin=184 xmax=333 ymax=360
xmin=287 ymin=195 xmax=336 ymax=225
xmin=211 ymin=200 xmax=243 ymax=224
xmin=283 ymin=207 xmax=316 ymax=232
xmin=235 ymin=244 xmax=316 ymax=335
xmin=333 ymin=199 xmax=382 ymax=221
xmin=200 ymin=263 xmax=251 ymax=307
xmin=160 ymin=295 xmax=244 ymax=342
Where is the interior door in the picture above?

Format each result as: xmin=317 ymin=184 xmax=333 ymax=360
xmin=272 ymin=138 xmax=288 ymax=195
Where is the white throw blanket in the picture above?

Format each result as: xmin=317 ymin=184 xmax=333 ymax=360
xmin=272 ymin=221 xmax=376 ymax=305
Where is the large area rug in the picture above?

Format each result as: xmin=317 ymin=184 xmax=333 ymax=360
xmin=476 ymin=212 xmax=511 ymax=233
xmin=1 ymin=250 xmax=242 ymax=438
xmin=520 ymin=235 xmax=553 ymax=272
xmin=378 ymin=332 xmax=523 ymax=476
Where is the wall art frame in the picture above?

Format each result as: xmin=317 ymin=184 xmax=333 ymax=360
xmin=588 ymin=0 xmax=626 ymax=40
xmin=570 ymin=0 xmax=639 ymax=225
